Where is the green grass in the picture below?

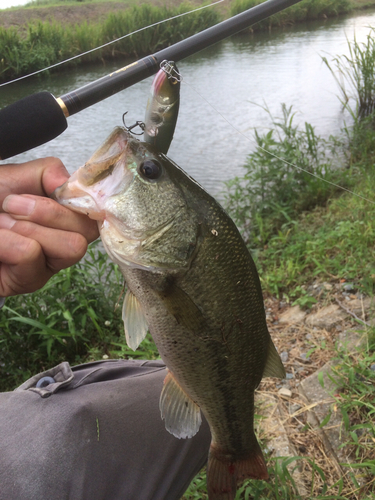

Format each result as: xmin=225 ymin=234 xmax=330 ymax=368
xmin=4 ymin=0 xmax=164 ymax=8
xmin=0 ymin=242 xmax=159 ymax=392
xmin=246 ymin=176 xmax=375 ymax=299
xmin=224 ymin=102 xmax=350 ymax=251
xmin=0 ymin=2 xmax=221 ymax=82
xmin=322 ymin=27 xmax=375 ymax=119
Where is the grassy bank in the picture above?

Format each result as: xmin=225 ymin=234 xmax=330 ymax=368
xmin=0 ymin=2 xmax=220 ymax=83
xmin=223 ymin=29 xmax=375 ymax=301
xmin=0 ymin=0 xmax=367 ymax=83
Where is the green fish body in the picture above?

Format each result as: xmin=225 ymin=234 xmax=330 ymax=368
xmin=54 ymin=127 xmax=285 ymax=500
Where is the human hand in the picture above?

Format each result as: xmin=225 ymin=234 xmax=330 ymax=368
xmin=0 ymin=157 xmax=99 ymax=297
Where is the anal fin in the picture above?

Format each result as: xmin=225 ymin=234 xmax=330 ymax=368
xmin=159 ymin=370 xmax=201 ymax=439
xmin=262 ymin=338 xmax=286 ymax=379
xmin=122 ymin=289 xmax=148 ymax=351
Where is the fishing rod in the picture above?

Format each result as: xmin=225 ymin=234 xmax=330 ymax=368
xmin=0 ymin=0 xmax=303 ymax=161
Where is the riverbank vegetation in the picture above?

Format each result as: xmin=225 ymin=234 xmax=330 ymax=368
xmin=0 ymin=0 xmax=370 ymax=83
xmin=0 ymin=2 xmax=220 ymax=83
xmin=224 ymin=30 xmax=375 ymax=300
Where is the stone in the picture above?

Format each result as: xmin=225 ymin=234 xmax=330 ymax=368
xmin=338 ymin=329 xmax=367 ymax=352
xmin=279 ymin=305 xmax=306 ymax=325
xmin=299 ymin=361 xmax=350 ymax=463
xmin=256 ymin=393 xmax=308 ymax=496
xmin=342 ymin=297 xmax=373 ymax=319
xmin=280 ymin=351 xmax=289 ymax=362
xmin=343 ymin=283 xmax=355 ymax=292
xmin=305 ymin=304 xmax=346 ymax=329
xmin=289 ymin=403 xmax=302 ymax=415
xmin=278 ymin=387 xmax=292 ymax=398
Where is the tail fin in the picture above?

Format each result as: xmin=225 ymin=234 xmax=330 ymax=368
xmin=207 ymin=441 xmax=268 ymax=500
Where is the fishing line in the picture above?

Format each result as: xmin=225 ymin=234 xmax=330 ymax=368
xmin=182 ymin=78 xmax=375 ymax=207
xmin=0 ymin=0 xmax=224 ymax=88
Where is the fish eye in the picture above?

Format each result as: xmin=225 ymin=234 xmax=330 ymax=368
xmin=139 ymin=159 xmax=162 ymax=180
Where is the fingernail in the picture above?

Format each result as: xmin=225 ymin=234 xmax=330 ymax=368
xmin=3 ymin=195 xmax=36 ymax=216
xmin=0 ymin=213 xmax=16 ymax=229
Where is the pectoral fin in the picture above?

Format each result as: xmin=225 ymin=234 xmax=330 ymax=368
xmin=122 ymin=290 xmax=148 ymax=351
xmin=160 ymin=370 xmax=201 ymax=439
xmin=262 ymin=339 xmax=286 ymax=379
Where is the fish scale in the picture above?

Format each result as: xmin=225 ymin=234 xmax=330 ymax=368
xmin=54 ymin=127 xmax=286 ymax=500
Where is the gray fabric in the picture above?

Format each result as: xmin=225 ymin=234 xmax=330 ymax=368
xmin=0 ymin=359 xmax=211 ymax=500
xmin=15 ymin=361 xmax=74 ymax=397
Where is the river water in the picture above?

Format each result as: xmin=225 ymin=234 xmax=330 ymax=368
xmin=1 ymin=9 xmax=375 ymax=196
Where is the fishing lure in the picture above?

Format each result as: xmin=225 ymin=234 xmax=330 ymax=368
xmin=143 ymin=61 xmax=181 ymax=154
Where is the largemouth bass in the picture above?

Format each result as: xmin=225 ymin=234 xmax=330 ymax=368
xmin=54 ymin=127 xmax=285 ymax=500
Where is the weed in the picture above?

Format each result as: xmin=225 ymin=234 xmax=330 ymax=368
xmin=323 ymin=28 xmax=375 ymax=119
xmin=0 ymin=2 xmax=220 ymax=83
xmin=224 ymin=103 xmax=349 ymax=248
xmin=0 ymin=242 xmax=123 ymax=391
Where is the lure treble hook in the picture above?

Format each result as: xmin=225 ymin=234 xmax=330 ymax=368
xmin=122 ymin=111 xmax=145 ymax=136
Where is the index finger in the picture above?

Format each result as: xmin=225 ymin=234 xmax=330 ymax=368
xmin=2 ymin=194 xmax=99 ymax=244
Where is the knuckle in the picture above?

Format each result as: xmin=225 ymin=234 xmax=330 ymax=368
xmin=19 ymin=238 xmax=42 ymax=262
xmin=45 ymin=157 xmax=66 ymax=170
xmin=68 ymin=232 xmax=88 ymax=259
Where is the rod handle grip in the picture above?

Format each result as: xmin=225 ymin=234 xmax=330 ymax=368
xmin=0 ymin=91 xmax=67 ymax=160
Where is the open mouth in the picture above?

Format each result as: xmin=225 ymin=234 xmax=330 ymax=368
xmin=53 ymin=128 xmax=136 ymax=220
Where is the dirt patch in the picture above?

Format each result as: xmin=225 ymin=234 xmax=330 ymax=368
xmin=1 ymin=3 xmax=119 ymax=29
xmin=255 ymin=284 xmax=374 ymax=497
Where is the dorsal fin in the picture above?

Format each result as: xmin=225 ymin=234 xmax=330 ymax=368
xmin=159 ymin=370 xmax=201 ymax=439
xmin=262 ymin=339 xmax=286 ymax=379
xmin=122 ymin=290 xmax=148 ymax=351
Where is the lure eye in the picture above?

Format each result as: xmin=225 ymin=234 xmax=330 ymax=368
xmin=139 ymin=159 xmax=162 ymax=180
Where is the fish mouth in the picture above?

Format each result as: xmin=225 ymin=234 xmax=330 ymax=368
xmin=53 ymin=178 xmax=103 ymax=219
xmin=53 ymin=127 xmax=134 ymax=221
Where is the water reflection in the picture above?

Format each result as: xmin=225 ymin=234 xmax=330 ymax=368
xmin=1 ymin=10 xmax=375 ymax=195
